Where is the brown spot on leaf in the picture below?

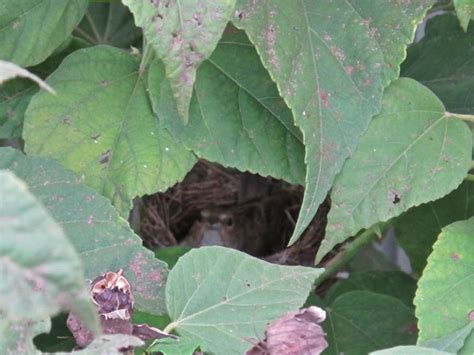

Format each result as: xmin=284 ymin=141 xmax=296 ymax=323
xmin=319 ymin=91 xmax=330 ymax=108
xmin=91 ymin=133 xmax=101 ymax=141
xmin=451 ymin=253 xmax=460 ymax=261
xmin=388 ymin=189 xmax=401 ymax=204
xmin=99 ymin=149 xmax=112 ymax=166
xmin=469 ymin=310 xmax=474 ymax=321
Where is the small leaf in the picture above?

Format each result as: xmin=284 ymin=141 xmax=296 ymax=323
xmin=414 ymin=217 xmax=474 ymax=351
xmin=123 ymin=0 xmax=238 ymax=123
xmin=0 ymin=147 xmax=170 ymax=314
xmin=324 ymin=271 xmax=417 ymax=308
xmin=165 ymin=246 xmax=323 ymax=354
xmin=402 ymin=14 xmax=474 ymax=114
xmin=0 ymin=318 xmax=50 ymax=355
xmin=454 ymin=0 xmax=474 ymax=31
xmin=0 ymin=60 xmax=54 ymax=94
xmin=233 ymin=0 xmax=434 ymax=245
xmin=23 ymin=45 xmax=196 ymax=217
xmin=149 ymin=28 xmax=305 ymax=184
xmin=323 ymin=291 xmax=417 ymax=355
xmin=421 ymin=322 xmax=474 ymax=354
xmin=395 ymin=181 xmax=474 ymax=274
xmin=149 ymin=337 xmax=201 ymax=355
xmin=68 ymin=334 xmax=143 ymax=354
xmin=0 ymin=0 xmax=88 ymax=67
xmin=370 ymin=345 xmax=451 ymax=355
xmin=0 ymin=170 xmax=99 ymax=353
xmin=320 ymin=78 xmax=471 ymax=262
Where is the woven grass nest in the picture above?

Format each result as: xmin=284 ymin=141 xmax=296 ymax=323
xmin=136 ymin=160 xmax=329 ymax=266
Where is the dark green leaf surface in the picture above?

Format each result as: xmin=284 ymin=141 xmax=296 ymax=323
xmin=0 ymin=0 xmax=88 ymax=67
xmin=414 ymin=217 xmax=474 ymax=352
xmin=123 ymin=0 xmax=237 ymax=122
xmin=454 ymin=0 xmax=474 ymax=31
xmin=0 ymin=148 xmax=170 ymax=314
xmin=165 ymin=246 xmax=322 ymax=354
xmin=324 ymin=271 xmax=417 ymax=307
xmin=323 ymin=291 xmax=417 ymax=355
xmin=395 ymin=181 xmax=474 ymax=275
xmin=233 ymin=0 xmax=433 ymax=245
xmin=23 ymin=45 xmax=196 ymax=217
xmin=149 ymin=29 xmax=305 ymax=184
xmin=321 ymin=78 xmax=471 ymax=261
xmin=402 ymin=14 xmax=474 ymax=114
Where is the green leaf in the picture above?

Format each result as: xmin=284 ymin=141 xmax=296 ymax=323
xmin=323 ymin=291 xmax=417 ymax=355
xmin=155 ymin=246 xmax=191 ymax=270
xmin=454 ymin=0 xmax=474 ymax=31
xmin=233 ymin=0 xmax=433 ymax=245
xmin=421 ymin=322 xmax=474 ymax=354
xmin=0 ymin=318 xmax=50 ymax=355
xmin=75 ymin=1 xmax=142 ymax=47
xmin=320 ymin=78 xmax=471 ymax=262
xmin=0 ymin=60 xmax=54 ymax=93
xmin=0 ymin=147 xmax=170 ymax=314
xmin=324 ymin=271 xmax=417 ymax=308
xmin=402 ymin=14 xmax=474 ymax=114
xmin=0 ymin=0 xmax=89 ymax=67
xmin=67 ymin=334 xmax=143 ymax=354
xmin=414 ymin=217 xmax=474 ymax=351
xmin=165 ymin=246 xmax=322 ymax=354
xmin=0 ymin=170 xmax=99 ymax=352
xmin=23 ymin=45 xmax=196 ymax=217
xmin=395 ymin=181 xmax=474 ymax=275
xmin=370 ymin=346 xmax=451 ymax=355
xmin=123 ymin=0 xmax=238 ymax=123
xmin=149 ymin=28 xmax=305 ymax=184
xmin=148 ymin=337 xmax=200 ymax=355
xmin=133 ymin=310 xmax=171 ymax=331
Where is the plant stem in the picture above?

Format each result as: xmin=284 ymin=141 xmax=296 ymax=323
xmin=163 ymin=321 xmax=177 ymax=334
xmin=470 ymin=161 xmax=474 ymax=170
xmin=139 ymin=38 xmax=154 ymax=75
xmin=445 ymin=111 xmax=474 ymax=123
xmin=465 ymin=174 xmax=474 ymax=182
xmin=314 ymin=222 xmax=390 ymax=286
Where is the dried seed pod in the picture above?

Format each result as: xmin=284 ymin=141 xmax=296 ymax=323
xmin=246 ymin=306 xmax=328 ymax=355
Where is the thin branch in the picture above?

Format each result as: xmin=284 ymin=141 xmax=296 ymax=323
xmin=445 ymin=111 xmax=474 ymax=123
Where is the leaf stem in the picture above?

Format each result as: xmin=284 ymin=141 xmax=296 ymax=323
xmin=85 ymin=12 xmax=102 ymax=43
xmin=139 ymin=39 xmax=155 ymax=75
xmin=163 ymin=321 xmax=177 ymax=334
xmin=465 ymin=174 xmax=474 ymax=182
xmin=445 ymin=111 xmax=474 ymax=123
xmin=314 ymin=222 xmax=390 ymax=286
xmin=73 ymin=27 xmax=97 ymax=45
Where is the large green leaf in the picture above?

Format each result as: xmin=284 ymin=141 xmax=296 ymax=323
xmin=320 ymin=78 xmax=471 ymax=262
xmin=402 ymin=14 xmax=474 ymax=114
xmin=165 ymin=246 xmax=322 ymax=354
xmin=123 ymin=0 xmax=237 ymax=123
xmin=395 ymin=181 xmax=474 ymax=275
xmin=323 ymin=291 xmax=417 ymax=355
xmin=421 ymin=322 xmax=474 ymax=354
xmin=0 ymin=148 xmax=170 ymax=314
xmin=0 ymin=318 xmax=50 ymax=355
xmin=23 ymin=45 xmax=196 ymax=217
xmin=0 ymin=0 xmax=88 ymax=67
xmin=233 ymin=0 xmax=433 ymax=244
xmin=454 ymin=0 xmax=474 ymax=31
xmin=414 ymin=217 xmax=474 ymax=352
xmin=324 ymin=271 xmax=417 ymax=308
xmin=370 ymin=346 xmax=450 ymax=355
xmin=75 ymin=1 xmax=142 ymax=47
xmin=149 ymin=28 xmax=305 ymax=184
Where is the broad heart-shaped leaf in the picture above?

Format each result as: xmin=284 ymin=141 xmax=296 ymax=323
xmin=370 ymin=346 xmax=451 ymax=355
xmin=23 ymin=45 xmax=196 ymax=217
xmin=123 ymin=0 xmax=237 ymax=123
xmin=0 ymin=170 xmax=99 ymax=352
xmin=165 ymin=246 xmax=322 ymax=354
xmin=0 ymin=0 xmax=88 ymax=67
xmin=402 ymin=14 xmax=474 ymax=114
xmin=414 ymin=217 xmax=474 ymax=350
xmin=395 ymin=181 xmax=474 ymax=275
xmin=0 ymin=148 xmax=170 ymax=314
xmin=454 ymin=0 xmax=474 ymax=31
xmin=320 ymin=78 xmax=471 ymax=262
xmin=75 ymin=1 xmax=142 ymax=48
xmin=148 ymin=28 xmax=305 ymax=185
xmin=233 ymin=0 xmax=433 ymax=245
xmin=324 ymin=271 xmax=417 ymax=308
xmin=323 ymin=291 xmax=417 ymax=355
